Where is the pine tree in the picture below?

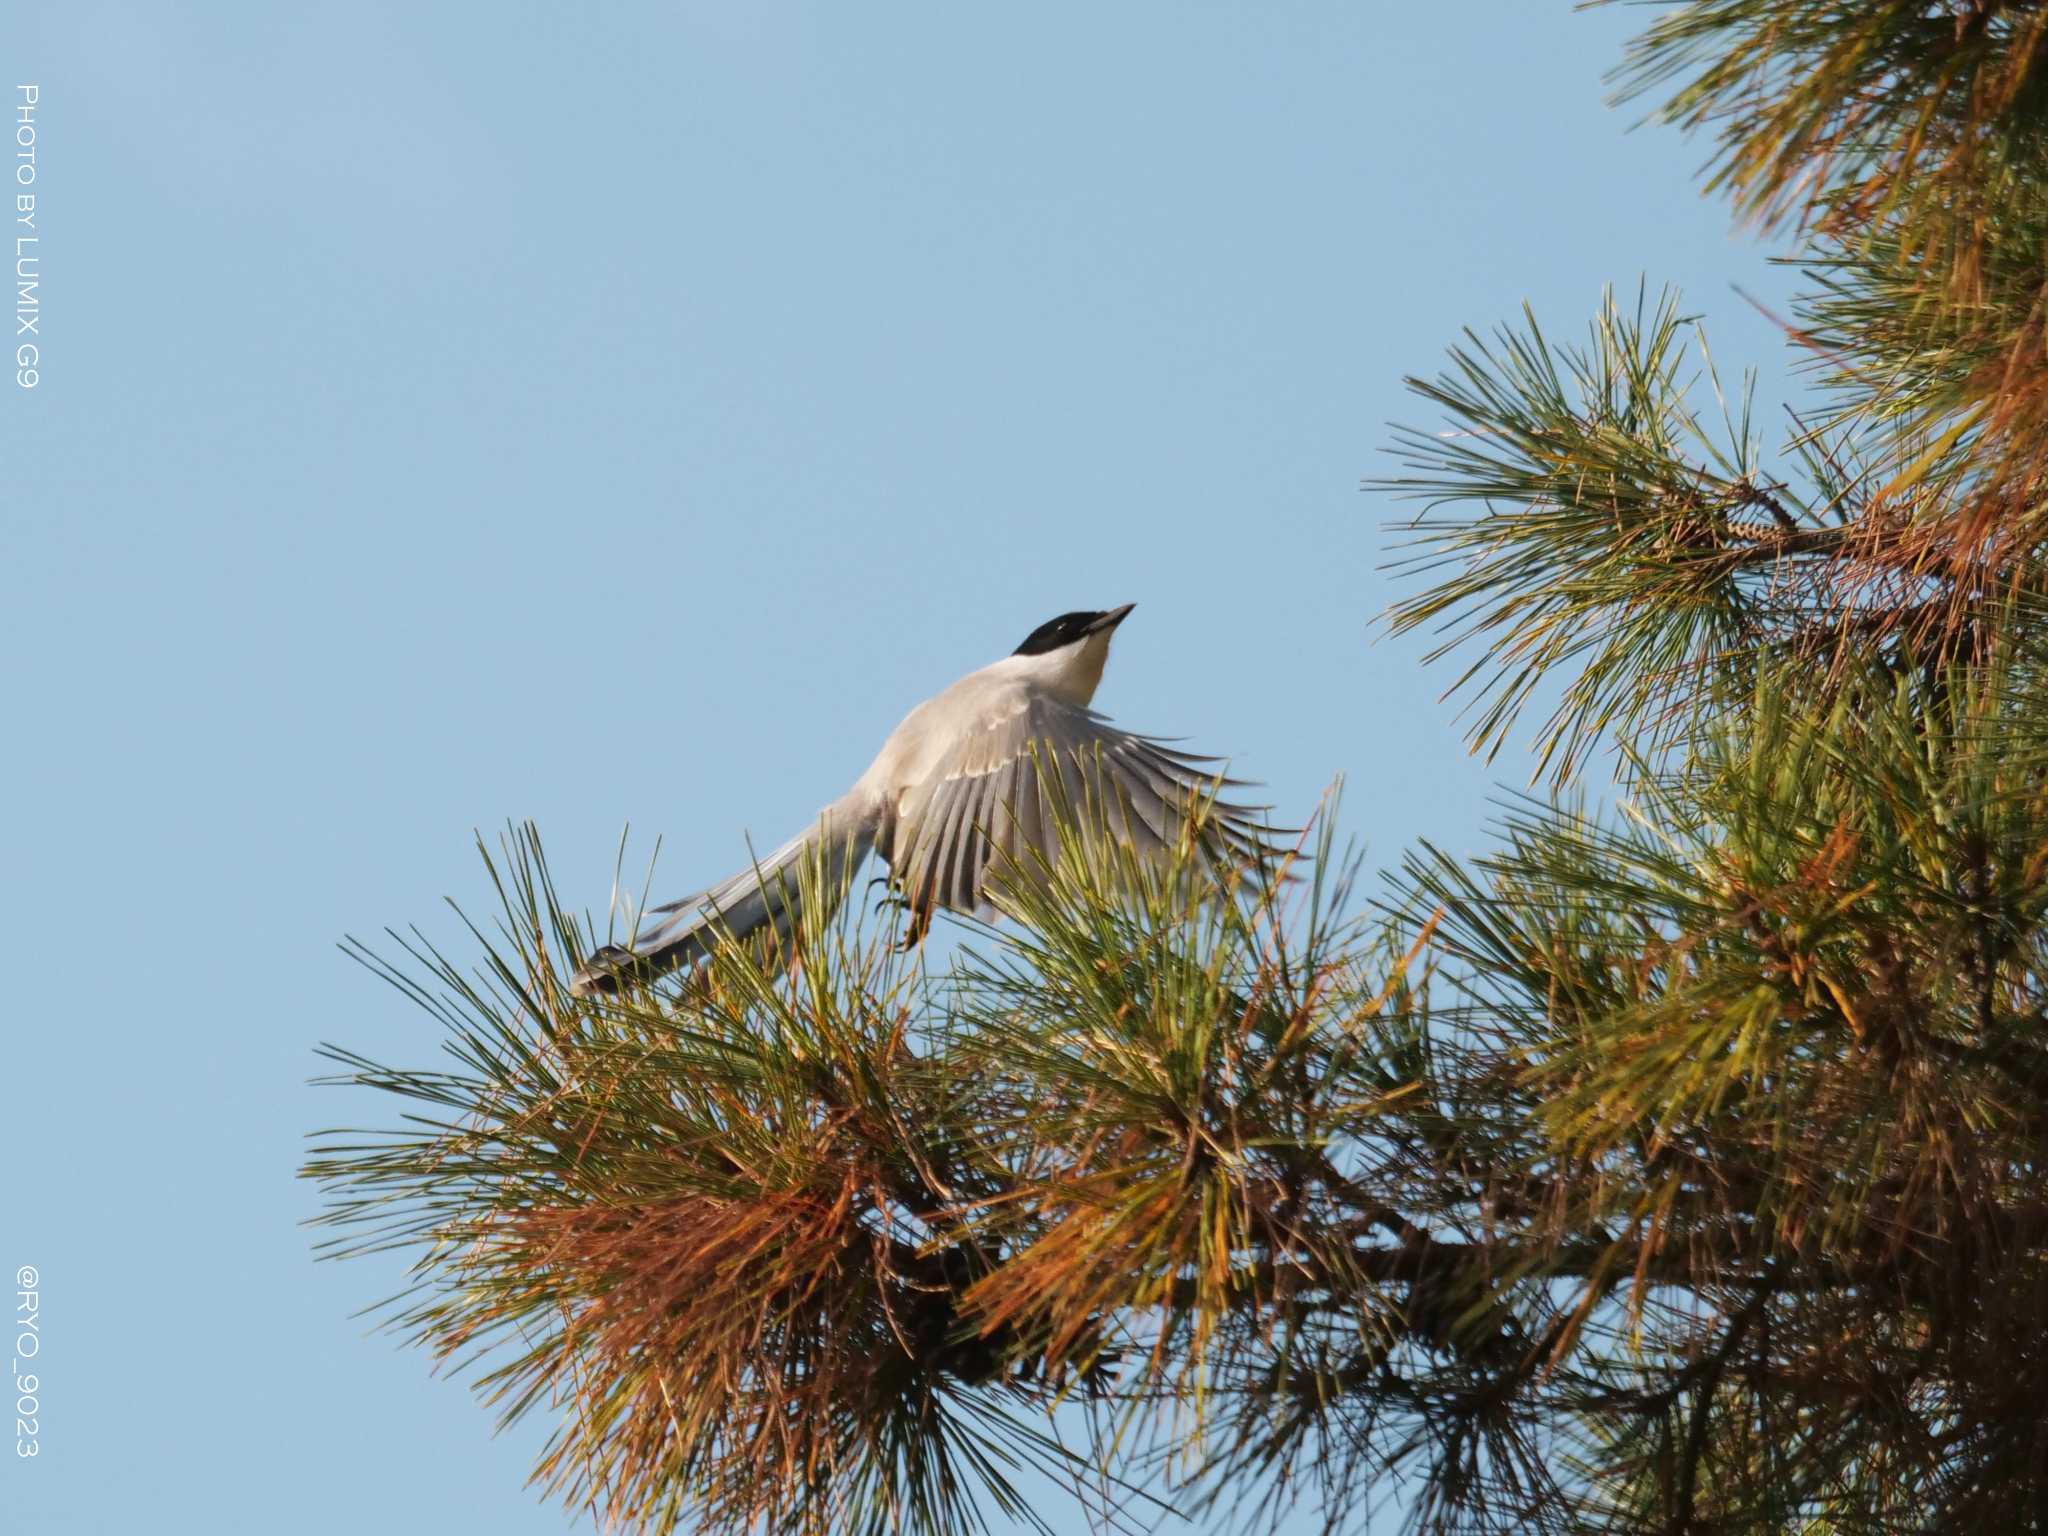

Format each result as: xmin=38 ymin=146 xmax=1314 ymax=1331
xmin=305 ymin=5 xmax=2048 ymax=1531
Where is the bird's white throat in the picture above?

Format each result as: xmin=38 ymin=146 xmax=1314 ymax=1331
xmin=1004 ymin=629 xmax=1113 ymax=707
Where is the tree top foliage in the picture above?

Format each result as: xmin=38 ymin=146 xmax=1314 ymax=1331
xmin=308 ymin=4 xmax=2048 ymax=1532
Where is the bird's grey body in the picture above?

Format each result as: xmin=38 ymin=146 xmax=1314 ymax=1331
xmin=570 ymin=604 xmax=1274 ymax=997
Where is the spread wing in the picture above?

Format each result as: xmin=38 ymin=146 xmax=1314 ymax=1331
xmin=887 ymin=692 xmax=1283 ymax=923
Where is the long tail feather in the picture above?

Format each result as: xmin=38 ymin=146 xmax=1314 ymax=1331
xmin=571 ymin=802 xmax=875 ymax=997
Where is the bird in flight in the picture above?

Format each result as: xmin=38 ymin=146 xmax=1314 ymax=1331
xmin=571 ymin=603 xmax=1280 ymax=997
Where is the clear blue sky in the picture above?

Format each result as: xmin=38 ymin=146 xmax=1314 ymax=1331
xmin=2 ymin=3 xmax=1800 ymax=1531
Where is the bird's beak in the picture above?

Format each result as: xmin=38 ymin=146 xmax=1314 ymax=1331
xmin=1088 ymin=603 xmax=1137 ymax=635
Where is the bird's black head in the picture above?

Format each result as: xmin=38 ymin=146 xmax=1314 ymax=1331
xmin=1012 ymin=603 xmax=1135 ymax=657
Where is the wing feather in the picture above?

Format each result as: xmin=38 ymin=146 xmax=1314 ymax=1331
xmin=926 ymin=772 xmax=974 ymax=915
xmin=885 ymin=691 xmax=1284 ymax=924
xmin=946 ymin=770 xmax=987 ymax=913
